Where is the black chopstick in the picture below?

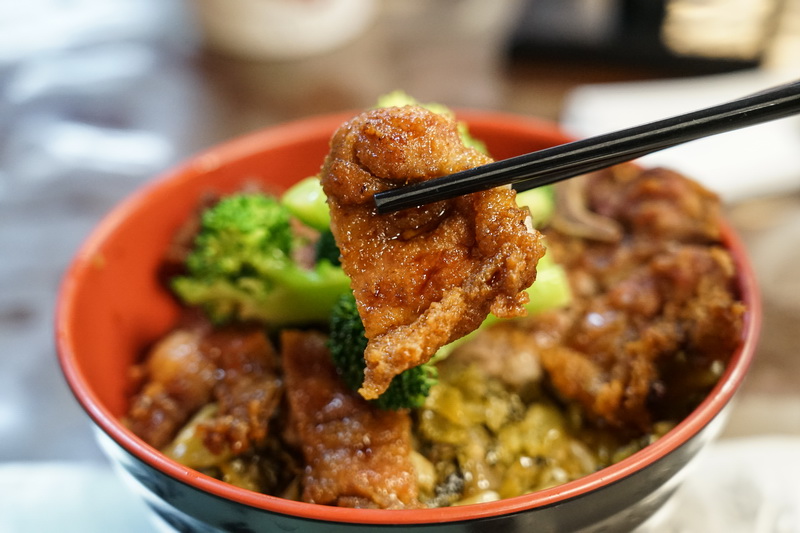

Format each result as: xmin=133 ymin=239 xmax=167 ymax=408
xmin=373 ymin=79 xmax=800 ymax=214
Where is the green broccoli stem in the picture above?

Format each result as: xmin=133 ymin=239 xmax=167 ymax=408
xmin=522 ymin=253 xmax=572 ymax=315
xmin=173 ymin=262 xmax=351 ymax=326
xmin=255 ymin=263 xmax=352 ymax=324
xmin=281 ymin=176 xmax=330 ymax=231
xmin=515 ymin=186 xmax=555 ymax=229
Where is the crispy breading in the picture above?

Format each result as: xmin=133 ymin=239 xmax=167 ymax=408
xmin=320 ymin=106 xmax=544 ymax=399
xmin=538 ymin=167 xmax=745 ymax=430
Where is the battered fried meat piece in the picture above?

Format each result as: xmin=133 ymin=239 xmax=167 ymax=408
xmin=588 ymin=165 xmax=722 ymax=243
xmin=281 ymin=330 xmax=419 ymax=509
xmin=537 ymin=166 xmax=745 ymax=430
xmin=320 ymin=106 xmax=544 ymax=399
xmin=444 ymin=166 xmax=744 ymax=432
xmin=126 ymin=317 xmax=282 ymax=454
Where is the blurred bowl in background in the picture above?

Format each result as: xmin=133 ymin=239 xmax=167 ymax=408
xmin=189 ymin=0 xmax=378 ymax=60
xmin=55 ymin=111 xmax=761 ymax=532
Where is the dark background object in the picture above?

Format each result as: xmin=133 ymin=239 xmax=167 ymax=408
xmin=507 ymin=0 xmax=779 ymax=75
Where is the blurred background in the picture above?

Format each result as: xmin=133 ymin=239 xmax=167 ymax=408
xmin=1 ymin=0 xmax=799 ymax=531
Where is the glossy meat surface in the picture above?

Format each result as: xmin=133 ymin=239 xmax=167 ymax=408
xmin=126 ymin=327 xmax=215 ymax=449
xmin=536 ymin=166 xmax=744 ymax=430
xmin=320 ymin=106 xmax=544 ymax=399
xmin=281 ymin=329 xmax=419 ymax=509
xmin=126 ymin=317 xmax=282 ymax=453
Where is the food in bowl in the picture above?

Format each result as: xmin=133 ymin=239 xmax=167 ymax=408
xmin=120 ymin=101 xmax=746 ymax=511
xmin=322 ymin=105 xmax=545 ymax=400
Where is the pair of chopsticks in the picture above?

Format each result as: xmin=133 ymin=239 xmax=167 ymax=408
xmin=373 ymin=79 xmax=800 ymax=214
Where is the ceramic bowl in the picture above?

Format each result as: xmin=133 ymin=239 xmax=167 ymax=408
xmin=56 ymin=111 xmax=761 ymax=532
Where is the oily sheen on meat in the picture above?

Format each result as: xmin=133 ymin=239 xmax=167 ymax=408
xmin=320 ymin=106 xmax=545 ymax=400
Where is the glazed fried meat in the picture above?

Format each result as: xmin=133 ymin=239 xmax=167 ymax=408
xmin=320 ymin=106 xmax=545 ymax=400
xmin=194 ymin=326 xmax=283 ymax=455
xmin=281 ymin=330 xmax=419 ymax=509
xmin=126 ymin=318 xmax=282 ymax=454
xmin=126 ymin=327 xmax=216 ymax=449
xmin=537 ymin=166 xmax=745 ymax=430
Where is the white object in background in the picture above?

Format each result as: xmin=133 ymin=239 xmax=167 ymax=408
xmin=561 ymin=69 xmax=800 ymax=203
xmin=0 ymin=462 xmax=157 ymax=533
xmin=190 ymin=0 xmax=378 ymax=60
xmin=637 ymin=436 xmax=800 ymax=532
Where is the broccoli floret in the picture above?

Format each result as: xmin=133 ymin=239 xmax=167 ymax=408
xmin=328 ymin=292 xmax=439 ymax=410
xmin=172 ymin=193 xmax=351 ymax=326
xmin=328 ymin=293 xmax=367 ymax=391
xmin=376 ymin=90 xmax=454 ymax=117
xmin=314 ymin=228 xmax=341 ymax=267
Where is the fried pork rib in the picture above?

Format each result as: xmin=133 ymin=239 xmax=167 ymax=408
xmin=126 ymin=319 xmax=282 ymax=454
xmin=320 ymin=106 xmax=544 ymax=399
xmin=281 ymin=330 xmax=419 ymax=509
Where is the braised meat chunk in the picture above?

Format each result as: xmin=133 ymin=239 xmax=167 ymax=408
xmin=126 ymin=327 xmax=216 ymax=449
xmin=281 ymin=330 xmax=419 ymax=509
xmin=126 ymin=318 xmax=282 ymax=454
xmin=320 ymin=106 xmax=545 ymax=400
xmin=193 ymin=326 xmax=283 ymax=455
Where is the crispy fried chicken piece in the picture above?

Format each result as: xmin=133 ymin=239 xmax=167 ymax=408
xmin=281 ymin=329 xmax=419 ymax=509
xmin=320 ymin=106 xmax=544 ymax=399
xmin=536 ymin=167 xmax=745 ymax=430
xmin=446 ymin=166 xmax=745 ymax=431
xmin=126 ymin=317 xmax=282 ymax=454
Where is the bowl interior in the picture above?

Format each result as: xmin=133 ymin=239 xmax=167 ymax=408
xmin=57 ymin=110 xmax=574 ymax=419
xmin=56 ymin=110 xmax=760 ymax=525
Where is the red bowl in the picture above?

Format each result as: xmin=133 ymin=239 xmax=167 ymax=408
xmin=56 ymin=111 xmax=761 ymax=532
